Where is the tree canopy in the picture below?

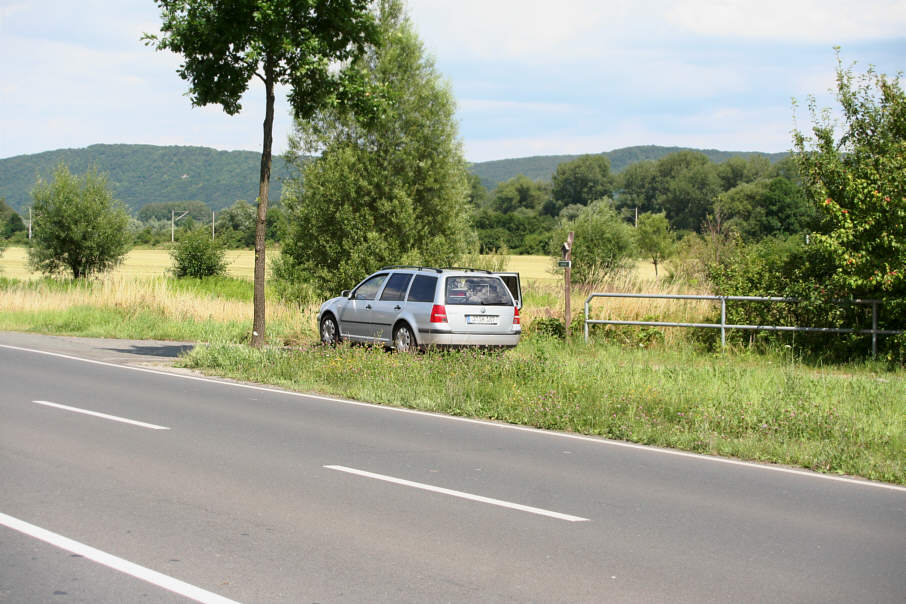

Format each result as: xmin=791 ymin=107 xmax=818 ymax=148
xmin=551 ymin=200 xmax=635 ymax=284
xmin=793 ymin=52 xmax=906 ymax=296
xmin=636 ymin=212 xmax=674 ymax=278
xmin=0 ymin=198 xmax=26 ymax=239
xmin=277 ymin=0 xmax=470 ymax=296
xmin=147 ymin=0 xmax=380 ymax=346
xmin=550 ymin=154 xmax=614 ymax=215
xmin=28 ymin=163 xmax=131 ymax=278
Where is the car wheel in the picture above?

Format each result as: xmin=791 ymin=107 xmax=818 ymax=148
xmin=393 ymin=323 xmax=416 ymax=352
xmin=320 ymin=315 xmax=340 ymax=346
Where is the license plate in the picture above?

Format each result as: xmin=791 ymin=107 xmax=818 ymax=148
xmin=466 ymin=315 xmax=498 ymax=325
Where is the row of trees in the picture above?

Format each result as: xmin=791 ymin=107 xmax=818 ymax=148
xmin=472 ymin=150 xmax=815 ymax=255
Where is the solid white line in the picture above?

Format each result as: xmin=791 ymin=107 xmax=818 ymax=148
xmin=0 ymin=511 xmax=239 ymax=604
xmin=325 ymin=465 xmax=589 ymax=522
xmin=32 ymin=400 xmax=170 ymax=431
xmin=2 ymin=342 xmax=905 ymax=494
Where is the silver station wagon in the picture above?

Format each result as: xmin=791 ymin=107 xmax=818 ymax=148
xmin=318 ymin=266 xmax=522 ymax=351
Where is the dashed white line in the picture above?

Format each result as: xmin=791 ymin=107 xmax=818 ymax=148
xmin=0 ymin=512 xmax=239 ymax=604
xmin=32 ymin=400 xmax=170 ymax=431
xmin=325 ymin=465 xmax=590 ymax=522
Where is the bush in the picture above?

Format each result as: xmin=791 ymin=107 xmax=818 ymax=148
xmin=270 ymin=252 xmax=321 ymax=306
xmin=170 ymin=229 xmax=227 ymax=278
xmin=529 ymin=317 xmax=566 ymax=339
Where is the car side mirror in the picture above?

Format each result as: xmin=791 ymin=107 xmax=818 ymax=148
xmin=342 ymin=290 xmax=351 ymax=298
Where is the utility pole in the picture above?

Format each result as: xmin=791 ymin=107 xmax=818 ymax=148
xmin=561 ymin=231 xmax=574 ymax=332
xmin=171 ymin=209 xmax=189 ymax=243
xmin=28 ymin=208 xmax=32 ymax=239
xmin=212 ymin=210 xmax=215 ymax=240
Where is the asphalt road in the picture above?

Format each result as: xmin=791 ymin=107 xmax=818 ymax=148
xmin=1 ymin=332 xmax=904 ymax=603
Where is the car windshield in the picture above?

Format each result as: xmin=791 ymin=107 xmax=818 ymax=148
xmin=445 ymin=276 xmax=512 ymax=306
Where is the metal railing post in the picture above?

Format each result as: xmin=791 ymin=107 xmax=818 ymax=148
xmin=720 ymin=297 xmax=726 ymax=350
xmin=584 ymin=298 xmax=589 ymax=343
xmin=872 ymin=301 xmax=878 ymax=358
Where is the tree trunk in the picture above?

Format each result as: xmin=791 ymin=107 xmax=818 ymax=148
xmin=251 ymin=64 xmax=275 ymax=348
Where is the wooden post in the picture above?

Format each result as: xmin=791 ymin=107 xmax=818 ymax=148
xmin=564 ymin=231 xmax=574 ymax=332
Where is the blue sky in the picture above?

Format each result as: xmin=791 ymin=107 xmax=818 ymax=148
xmin=2 ymin=0 xmax=904 ymax=163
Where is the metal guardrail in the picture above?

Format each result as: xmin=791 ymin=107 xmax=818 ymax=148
xmin=584 ymin=293 xmax=904 ymax=357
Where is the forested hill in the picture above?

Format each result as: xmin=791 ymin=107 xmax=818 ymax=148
xmin=0 ymin=144 xmax=293 ymax=214
xmin=470 ymin=145 xmax=790 ymax=191
xmin=0 ymin=143 xmax=788 ymax=214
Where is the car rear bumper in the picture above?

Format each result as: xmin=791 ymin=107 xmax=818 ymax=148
xmin=416 ymin=329 xmax=521 ymax=348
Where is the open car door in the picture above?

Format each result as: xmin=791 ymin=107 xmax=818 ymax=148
xmin=495 ymin=272 xmax=522 ymax=310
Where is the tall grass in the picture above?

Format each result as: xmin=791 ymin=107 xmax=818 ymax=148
xmin=0 ymin=275 xmax=316 ymax=344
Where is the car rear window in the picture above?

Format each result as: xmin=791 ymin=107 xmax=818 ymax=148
xmin=407 ymin=275 xmax=437 ymax=303
xmin=380 ymin=272 xmax=413 ymax=301
xmin=445 ymin=276 xmax=512 ymax=306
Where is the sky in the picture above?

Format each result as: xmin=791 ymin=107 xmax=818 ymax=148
xmin=1 ymin=0 xmax=904 ymax=163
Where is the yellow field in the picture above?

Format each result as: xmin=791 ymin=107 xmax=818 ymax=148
xmin=0 ymin=247 xmax=261 ymax=280
xmin=2 ymin=247 xmax=590 ymax=282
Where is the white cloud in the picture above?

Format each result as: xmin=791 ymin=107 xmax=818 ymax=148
xmin=407 ymin=0 xmax=639 ymax=63
xmin=667 ymin=0 xmax=906 ymax=42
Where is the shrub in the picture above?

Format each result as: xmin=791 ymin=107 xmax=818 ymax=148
xmin=170 ymin=229 xmax=227 ymax=278
xmin=529 ymin=317 xmax=566 ymax=339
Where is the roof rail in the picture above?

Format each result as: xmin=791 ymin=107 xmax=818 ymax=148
xmin=378 ymin=265 xmax=443 ymax=273
xmin=441 ymin=266 xmax=493 ymax=274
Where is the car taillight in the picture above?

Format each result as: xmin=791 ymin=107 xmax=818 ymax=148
xmin=513 ymin=306 xmax=520 ymax=325
xmin=430 ymin=304 xmax=448 ymax=323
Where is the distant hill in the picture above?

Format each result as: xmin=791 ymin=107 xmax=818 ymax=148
xmin=0 ymin=143 xmax=790 ymax=215
xmin=470 ymin=145 xmax=791 ymax=191
xmin=0 ymin=144 xmax=293 ymax=215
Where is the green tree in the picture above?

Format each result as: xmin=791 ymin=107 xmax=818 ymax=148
xmin=492 ymin=175 xmax=551 ymax=214
xmin=793 ymin=52 xmax=906 ymax=296
xmin=551 ymin=200 xmax=635 ymax=284
xmin=615 ymin=160 xmax=659 ymax=214
xmin=170 ymin=228 xmax=227 ymax=278
xmin=138 ymin=201 xmax=212 ymax=224
xmin=1 ymin=198 xmax=27 ymax=239
xmin=467 ymin=173 xmax=489 ymax=208
xmin=214 ymin=199 xmax=257 ymax=248
xmin=720 ymin=177 xmax=815 ymax=241
xmin=636 ymin=212 xmax=674 ymax=278
xmin=278 ymin=0 xmax=470 ymax=296
xmin=549 ymin=154 xmax=614 ymax=216
xmin=28 ymin=163 xmax=131 ymax=278
xmin=656 ymin=152 xmax=722 ymax=232
xmin=147 ymin=0 xmax=379 ymax=347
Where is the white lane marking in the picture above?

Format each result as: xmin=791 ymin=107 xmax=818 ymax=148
xmin=32 ymin=400 xmax=170 ymax=431
xmin=0 ymin=511 xmax=239 ymax=604
xmin=325 ymin=465 xmax=589 ymax=522
xmin=2 ymin=342 xmax=905 ymax=494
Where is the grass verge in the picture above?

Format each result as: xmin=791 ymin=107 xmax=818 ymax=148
xmin=180 ymin=336 xmax=906 ymax=485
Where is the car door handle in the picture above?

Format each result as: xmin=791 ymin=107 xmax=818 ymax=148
xmin=365 ymin=304 xmax=372 ymax=310
xmin=393 ymin=305 xmax=402 ymax=310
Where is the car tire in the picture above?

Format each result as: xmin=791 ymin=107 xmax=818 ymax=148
xmin=393 ymin=323 xmax=416 ymax=352
xmin=320 ymin=315 xmax=340 ymax=346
